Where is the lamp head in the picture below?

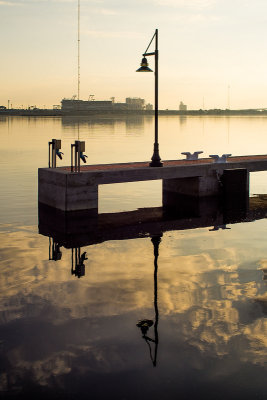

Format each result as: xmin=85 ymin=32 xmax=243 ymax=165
xmin=136 ymin=57 xmax=153 ymax=72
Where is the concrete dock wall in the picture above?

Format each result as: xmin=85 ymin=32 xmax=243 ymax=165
xmin=38 ymin=156 xmax=264 ymax=213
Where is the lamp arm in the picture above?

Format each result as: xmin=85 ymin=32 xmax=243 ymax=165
xmin=143 ymin=52 xmax=156 ymax=57
xmin=144 ymin=30 xmax=156 ymax=54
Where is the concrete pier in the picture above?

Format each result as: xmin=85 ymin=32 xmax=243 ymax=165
xmin=38 ymin=155 xmax=267 ymax=213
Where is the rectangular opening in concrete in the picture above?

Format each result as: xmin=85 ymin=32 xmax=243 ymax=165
xmin=250 ymin=171 xmax=267 ymax=196
xmin=99 ymin=180 xmax=162 ymax=213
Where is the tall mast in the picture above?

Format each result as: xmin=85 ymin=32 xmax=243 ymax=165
xmin=78 ymin=0 xmax=80 ymax=100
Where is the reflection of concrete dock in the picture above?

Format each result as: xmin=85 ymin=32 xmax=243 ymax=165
xmin=38 ymin=195 xmax=267 ymax=249
xmin=38 ymin=154 xmax=267 ymax=213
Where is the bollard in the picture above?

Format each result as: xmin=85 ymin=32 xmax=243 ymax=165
xmin=181 ymin=151 xmax=203 ymax=160
xmin=209 ymin=154 xmax=232 ymax=163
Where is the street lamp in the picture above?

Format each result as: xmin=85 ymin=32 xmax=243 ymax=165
xmin=136 ymin=29 xmax=163 ymax=167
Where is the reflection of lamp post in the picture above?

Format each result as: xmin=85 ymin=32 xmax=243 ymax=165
xmin=136 ymin=29 xmax=163 ymax=168
xmin=151 ymin=235 xmax=160 ymax=365
xmin=136 ymin=234 xmax=162 ymax=367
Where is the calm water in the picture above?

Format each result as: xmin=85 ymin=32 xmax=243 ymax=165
xmin=0 ymin=115 xmax=267 ymax=399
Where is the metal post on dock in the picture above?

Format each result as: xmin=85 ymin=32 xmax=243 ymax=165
xmin=48 ymin=139 xmax=63 ymax=168
xmin=71 ymin=140 xmax=87 ymax=172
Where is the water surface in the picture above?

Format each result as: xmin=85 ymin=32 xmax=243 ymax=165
xmin=0 ymin=115 xmax=266 ymax=399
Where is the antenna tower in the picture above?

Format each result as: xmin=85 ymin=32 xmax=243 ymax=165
xmin=78 ymin=0 xmax=80 ymax=100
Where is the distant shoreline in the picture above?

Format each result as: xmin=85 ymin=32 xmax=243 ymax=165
xmin=1 ymin=109 xmax=267 ymax=117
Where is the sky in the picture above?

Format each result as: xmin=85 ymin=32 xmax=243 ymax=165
xmin=1 ymin=0 xmax=267 ymax=110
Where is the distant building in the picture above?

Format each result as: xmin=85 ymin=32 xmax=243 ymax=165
xmin=61 ymin=99 xmax=113 ymax=111
xmin=179 ymin=101 xmax=187 ymax=111
xmin=125 ymin=98 xmax=145 ymax=110
xmin=113 ymin=102 xmax=128 ymax=110
xmin=61 ymin=97 xmax=147 ymax=112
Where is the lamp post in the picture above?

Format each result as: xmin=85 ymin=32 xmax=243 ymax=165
xmin=136 ymin=29 xmax=163 ymax=167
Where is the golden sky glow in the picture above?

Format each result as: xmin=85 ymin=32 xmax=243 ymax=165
xmin=1 ymin=0 xmax=267 ymax=109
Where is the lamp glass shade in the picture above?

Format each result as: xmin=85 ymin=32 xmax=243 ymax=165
xmin=136 ymin=57 xmax=153 ymax=72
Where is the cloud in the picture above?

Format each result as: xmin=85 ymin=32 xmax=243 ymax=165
xmin=83 ymin=30 xmax=143 ymax=39
xmin=0 ymin=0 xmax=83 ymax=4
xmin=155 ymin=0 xmax=216 ymax=7
xmin=51 ymin=0 xmax=106 ymax=3
xmin=176 ymin=12 xmax=220 ymax=22
xmin=97 ymin=8 xmax=118 ymax=15
xmin=0 ymin=1 xmax=19 ymax=5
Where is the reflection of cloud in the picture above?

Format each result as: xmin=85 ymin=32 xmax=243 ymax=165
xmin=1 ymin=224 xmax=267 ymax=391
xmin=258 ymin=259 xmax=267 ymax=272
xmin=8 ymin=350 xmax=73 ymax=387
xmin=243 ymin=319 xmax=267 ymax=364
